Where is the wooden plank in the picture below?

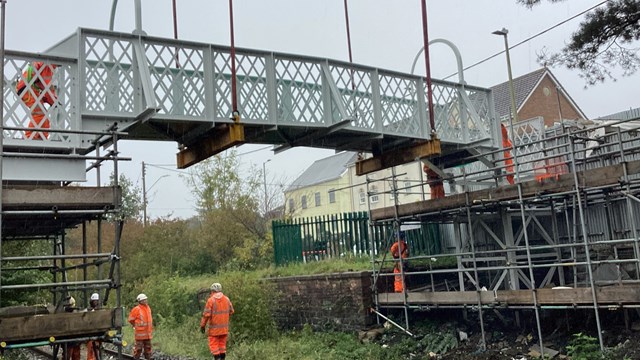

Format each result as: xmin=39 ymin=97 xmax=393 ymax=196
xmin=355 ymin=139 xmax=441 ymax=176
xmin=503 ymin=286 xmax=640 ymax=305
xmin=379 ymin=291 xmax=495 ymax=305
xmin=0 ymin=308 xmax=123 ymax=343
xmin=371 ymin=160 xmax=640 ymax=221
xmin=176 ymin=123 xmax=245 ymax=169
xmin=377 ymin=285 xmax=640 ymax=306
xmin=2 ymin=186 xmax=120 ymax=211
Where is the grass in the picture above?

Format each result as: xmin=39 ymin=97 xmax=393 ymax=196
xmin=149 ymin=324 xmax=400 ymax=360
xmin=117 ymin=257 xmax=462 ymax=360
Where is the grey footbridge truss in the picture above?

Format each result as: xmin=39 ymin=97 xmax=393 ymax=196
xmin=3 ymin=28 xmax=499 ymax=182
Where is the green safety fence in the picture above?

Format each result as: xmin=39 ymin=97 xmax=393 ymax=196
xmin=272 ymin=212 xmax=442 ymax=266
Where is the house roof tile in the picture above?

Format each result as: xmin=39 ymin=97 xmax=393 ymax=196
xmin=490 ymin=68 xmax=547 ymax=120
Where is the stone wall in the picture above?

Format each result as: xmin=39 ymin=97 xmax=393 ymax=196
xmin=268 ymin=271 xmax=375 ymax=331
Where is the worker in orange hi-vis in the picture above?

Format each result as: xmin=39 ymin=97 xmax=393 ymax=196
xmin=63 ymin=296 xmax=81 ymax=360
xmin=501 ymin=124 xmax=515 ymax=185
xmin=390 ymin=231 xmax=409 ymax=293
xmin=15 ymin=61 xmax=58 ymax=140
xmin=200 ymin=283 xmax=234 ymax=360
xmin=128 ymin=294 xmax=153 ymax=360
xmin=423 ymin=164 xmax=445 ymax=199
xmin=390 ymin=231 xmax=408 ymax=260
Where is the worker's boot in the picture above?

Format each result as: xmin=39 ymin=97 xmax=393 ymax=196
xmin=219 ymin=354 xmax=226 ymax=360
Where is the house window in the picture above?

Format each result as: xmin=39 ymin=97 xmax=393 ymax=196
xmin=301 ymin=195 xmax=307 ymax=209
xmin=359 ymin=189 xmax=366 ymax=205
xmin=328 ymin=189 xmax=336 ymax=203
xmin=315 ymin=192 xmax=321 ymax=207
xmin=370 ymin=186 xmax=379 ymax=203
xmin=404 ymin=181 xmax=411 ymax=195
xmin=288 ymin=198 xmax=295 ymax=211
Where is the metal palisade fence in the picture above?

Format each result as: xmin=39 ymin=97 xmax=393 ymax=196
xmin=272 ymin=212 xmax=441 ymax=266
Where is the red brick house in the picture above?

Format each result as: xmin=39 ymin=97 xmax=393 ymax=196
xmin=491 ymin=68 xmax=587 ymax=127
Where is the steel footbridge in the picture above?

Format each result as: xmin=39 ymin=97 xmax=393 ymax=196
xmin=2 ymin=28 xmax=500 ymax=181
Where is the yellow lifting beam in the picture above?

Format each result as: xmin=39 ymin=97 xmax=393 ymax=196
xmin=355 ymin=137 xmax=441 ymax=176
xmin=176 ymin=122 xmax=245 ymax=169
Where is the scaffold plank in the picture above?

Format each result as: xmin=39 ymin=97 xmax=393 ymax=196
xmin=377 ymin=285 xmax=640 ymax=306
xmin=2 ymin=186 xmax=120 ymax=210
xmin=0 ymin=308 xmax=123 ymax=343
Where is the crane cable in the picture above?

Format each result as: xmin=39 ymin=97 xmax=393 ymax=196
xmin=442 ymin=0 xmax=610 ymax=80
xmin=172 ymin=0 xmax=180 ymax=68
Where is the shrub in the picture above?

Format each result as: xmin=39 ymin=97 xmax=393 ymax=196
xmin=566 ymin=333 xmax=601 ymax=360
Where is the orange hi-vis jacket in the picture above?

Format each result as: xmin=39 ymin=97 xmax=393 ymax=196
xmin=393 ymin=264 xmax=404 ymax=292
xmin=16 ymin=61 xmax=57 ymax=102
xmin=16 ymin=61 xmax=58 ymax=140
xmin=200 ymin=292 xmax=234 ymax=337
xmin=501 ymin=124 xmax=515 ymax=185
xmin=423 ymin=165 xmax=445 ymax=199
xmin=390 ymin=240 xmax=408 ymax=259
xmin=128 ymin=304 xmax=153 ymax=340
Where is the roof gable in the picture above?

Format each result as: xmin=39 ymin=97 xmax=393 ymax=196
xmin=491 ymin=68 xmax=587 ymax=121
xmin=286 ymin=151 xmax=358 ymax=191
xmin=491 ymin=68 xmax=547 ymax=120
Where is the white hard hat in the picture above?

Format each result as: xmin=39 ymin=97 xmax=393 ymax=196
xmin=136 ymin=293 xmax=148 ymax=302
xmin=65 ymin=296 xmax=76 ymax=307
xmin=210 ymin=283 xmax=222 ymax=292
xmin=90 ymin=293 xmax=100 ymax=301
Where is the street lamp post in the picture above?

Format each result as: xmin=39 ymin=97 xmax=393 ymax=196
xmin=493 ymin=27 xmax=551 ymax=357
xmin=491 ymin=28 xmax=518 ymax=126
xmin=263 ymin=159 xmax=271 ymax=215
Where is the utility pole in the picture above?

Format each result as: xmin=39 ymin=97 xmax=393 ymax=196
xmin=263 ymin=159 xmax=271 ymax=215
xmin=142 ymin=161 xmax=147 ymax=227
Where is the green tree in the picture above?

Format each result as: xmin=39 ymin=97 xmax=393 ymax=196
xmin=108 ymin=172 xmax=143 ymax=221
xmin=520 ymin=0 xmax=640 ymax=84
xmin=1 ymin=240 xmax=52 ymax=306
xmin=184 ymin=150 xmax=273 ymax=270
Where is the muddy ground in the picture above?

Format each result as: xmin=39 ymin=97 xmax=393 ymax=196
xmin=375 ymin=309 xmax=640 ymax=359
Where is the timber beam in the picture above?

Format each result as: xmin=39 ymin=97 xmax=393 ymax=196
xmin=355 ymin=138 xmax=441 ymax=176
xmin=177 ymin=123 xmax=245 ymax=169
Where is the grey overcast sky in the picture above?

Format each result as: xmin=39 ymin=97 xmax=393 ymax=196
xmin=4 ymin=1 xmax=638 ymax=219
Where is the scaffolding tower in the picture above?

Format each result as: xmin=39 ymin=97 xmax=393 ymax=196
xmin=368 ymin=116 xmax=640 ymax=353
xmin=0 ymin=126 xmax=126 ymax=357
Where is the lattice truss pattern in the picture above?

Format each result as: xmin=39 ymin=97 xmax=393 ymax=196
xmin=430 ymin=83 xmax=494 ymax=144
xmin=379 ymin=73 xmax=419 ymax=136
xmin=3 ymin=29 xmax=499 ymax=149
xmin=3 ymin=56 xmax=74 ymax=143
xmin=145 ymin=42 xmax=206 ymax=117
xmin=84 ymin=35 xmax=135 ymax=114
xmin=275 ymin=57 xmax=323 ymax=124
xmin=508 ymin=117 xmax=545 ymax=180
